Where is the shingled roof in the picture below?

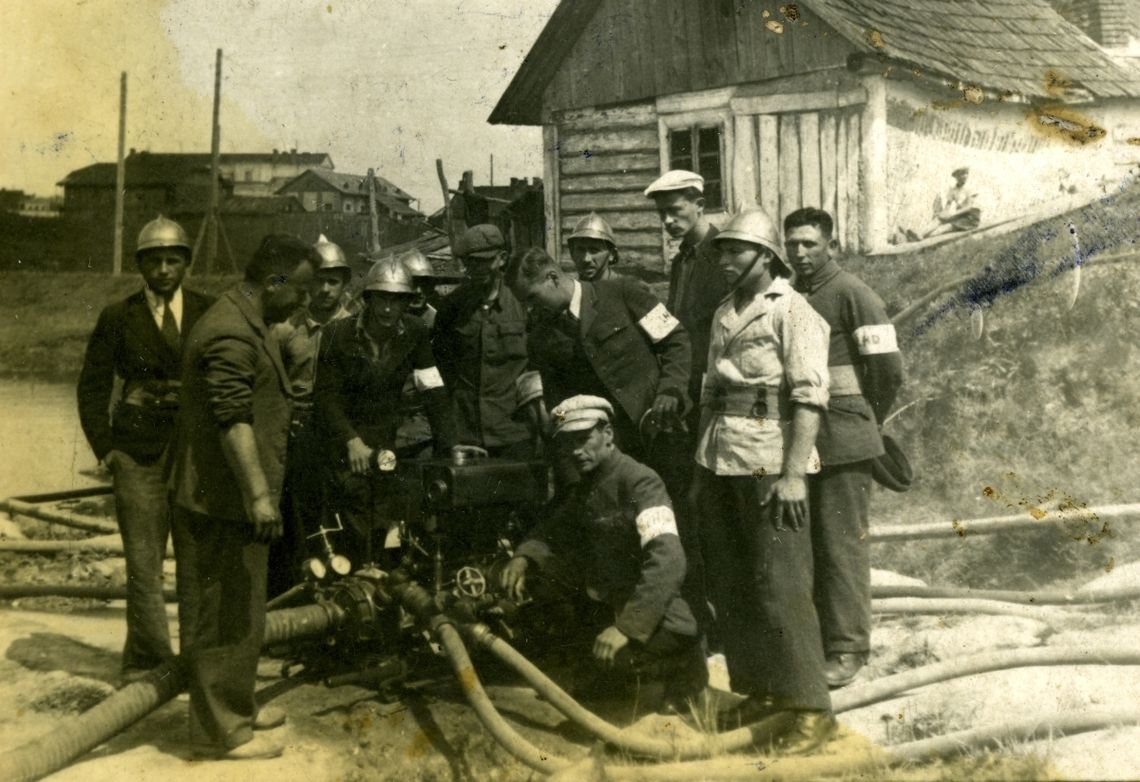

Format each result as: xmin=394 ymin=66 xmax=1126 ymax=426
xmin=490 ymin=0 xmax=1140 ymax=125
xmin=809 ymin=0 xmax=1140 ymax=100
xmin=278 ymin=169 xmax=417 ymax=206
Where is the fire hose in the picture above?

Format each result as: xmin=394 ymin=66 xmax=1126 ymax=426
xmin=0 ymin=601 xmax=344 ymax=782
xmin=6 ymin=570 xmax=1140 ymax=781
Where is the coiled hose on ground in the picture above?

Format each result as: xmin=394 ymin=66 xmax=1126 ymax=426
xmin=0 ymin=601 xmax=344 ymax=782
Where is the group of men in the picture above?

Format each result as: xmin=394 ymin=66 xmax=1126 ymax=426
xmin=77 ymin=166 xmax=903 ymax=761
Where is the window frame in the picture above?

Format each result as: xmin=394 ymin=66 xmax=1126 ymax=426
xmin=657 ymin=108 xmax=733 ymax=216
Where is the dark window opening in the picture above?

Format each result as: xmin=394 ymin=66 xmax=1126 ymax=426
xmin=667 ymin=125 xmax=725 ymax=210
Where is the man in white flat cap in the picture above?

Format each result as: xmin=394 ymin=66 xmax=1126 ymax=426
xmin=500 ymin=394 xmax=707 ymax=714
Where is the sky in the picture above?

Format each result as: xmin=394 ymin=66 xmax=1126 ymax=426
xmin=1 ymin=0 xmax=559 ymax=211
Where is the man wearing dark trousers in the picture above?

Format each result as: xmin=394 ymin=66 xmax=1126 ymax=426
xmin=167 ymin=234 xmax=317 ymax=761
xmin=500 ymin=395 xmax=707 ymax=714
xmin=433 ymin=224 xmax=534 ymax=458
xmin=785 ymin=208 xmax=904 ymax=688
xmin=694 ymin=209 xmax=834 ymax=754
xmin=77 ymin=215 xmax=213 ymax=684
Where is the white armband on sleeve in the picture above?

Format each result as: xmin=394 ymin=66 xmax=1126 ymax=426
xmin=413 ymin=366 xmax=445 ymax=391
xmin=854 ymin=324 xmax=898 ymax=355
xmin=637 ymin=303 xmax=681 ymax=344
xmin=635 ymin=505 xmax=678 ymax=547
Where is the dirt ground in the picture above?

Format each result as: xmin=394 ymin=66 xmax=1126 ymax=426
xmin=3 ymin=499 xmax=1140 ymax=781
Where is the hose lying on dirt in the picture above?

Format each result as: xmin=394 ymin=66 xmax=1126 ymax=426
xmin=872 ymin=582 xmax=1140 ymax=605
xmin=871 ymin=597 xmax=1076 ymax=624
xmin=0 ymin=600 xmax=345 ymax=782
xmin=833 ymin=645 xmax=1140 ymax=713
xmin=0 ymin=585 xmax=177 ymax=602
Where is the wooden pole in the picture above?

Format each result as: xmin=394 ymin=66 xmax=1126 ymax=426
xmin=367 ymin=167 xmax=381 ymax=254
xmin=436 ymin=158 xmax=454 ymax=250
xmin=112 ymin=72 xmax=127 ymax=275
xmin=490 ymin=153 xmax=494 ymax=187
xmin=206 ymin=48 xmax=223 ymax=274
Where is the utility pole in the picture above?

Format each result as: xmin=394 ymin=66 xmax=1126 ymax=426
xmin=436 ymin=158 xmax=454 ymax=251
xmin=206 ymin=48 xmax=223 ymax=274
xmin=112 ymin=72 xmax=127 ymax=275
xmin=367 ymin=167 xmax=381 ymax=255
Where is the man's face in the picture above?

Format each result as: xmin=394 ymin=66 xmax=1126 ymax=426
xmin=716 ymin=239 xmax=763 ymax=288
xmin=569 ymin=238 xmax=613 ymax=282
xmin=954 ymin=171 xmax=968 ymax=187
xmin=310 ymin=269 xmax=349 ymax=316
xmin=136 ymin=248 xmax=189 ymax=296
xmin=513 ymin=272 xmax=570 ymax=313
xmin=652 ymin=191 xmax=703 ymax=239
xmin=460 ymin=251 xmax=505 ymax=288
xmin=558 ymin=423 xmax=613 ymax=474
xmin=784 ymin=224 xmax=834 ymax=280
xmin=262 ymin=260 xmax=314 ymax=324
xmin=364 ymin=290 xmax=413 ymax=331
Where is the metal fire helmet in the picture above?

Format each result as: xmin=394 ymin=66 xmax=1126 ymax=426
xmin=567 ymin=212 xmax=617 ymax=247
xmin=714 ymin=208 xmax=790 ymax=281
xmin=399 ymin=249 xmax=434 ymax=279
xmin=136 ymin=215 xmax=191 ymax=255
xmin=314 ymin=233 xmax=350 ymax=271
xmin=363 ymin=258 xmax=415 ymax=295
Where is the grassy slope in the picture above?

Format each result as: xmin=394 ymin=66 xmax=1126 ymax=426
xmin=0 ymin=273 xmax=236 ymax=382
xmin=848 ymin=183 xmax=1140 ymax=586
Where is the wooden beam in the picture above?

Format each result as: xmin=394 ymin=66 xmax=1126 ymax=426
xmin=560 ymin=151 xmax=659 ymax=176
xmin=835 ymin=114 xmax=850 ymax=247
xmin=778 ymin=113 xmax=801 ymax=217
xmin=436 ymin=158 xmax=454 ymax=251
xmin=799 ymin=112 xmax=822 ymax=209
xmin=757 ymin=114 xmax=780 ymax=220
xmin=559 ymin=172 xmax=658 ymax=193
xmin=206 ymin=48 xmax=222 ymax=274
xmin=730 ymin=88 xmax=868 ymax=116
xmin=367 ymin=168 xmax=381 ymax=254
xmin=543 ymin=125 xmax=560 ymax=257
xmin=860 ymin=76 xmax=889 ymax=252
xmin=732 ymin=113 xmax=758 ymax=211
xmin=845 ymin=111 xmax=861 ymax=250
xmin=112 ymin=72 xmax=127 ymax=276
xmin=820 ymin=113 xmax=838 ymax=220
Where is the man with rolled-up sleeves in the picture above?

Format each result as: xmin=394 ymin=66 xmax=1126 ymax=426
xmin=168 ymin=234 xmax=317 ymax=761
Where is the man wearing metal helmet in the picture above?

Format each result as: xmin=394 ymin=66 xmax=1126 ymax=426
xmin=266 ymin=233 xmax=354 ymax=597
xmin=692 ymin=209 xmax=836 ymax=753
xmin=784 ymin=208 xmax=904 ymax=689
xmin=315 ymin=258 xmax=459 ymax=567
xmin=433 ymin=224 xmax=534 ymax=457
xmin=77 ymin=215 xmax=214 ymax=685
xmin=501 ymin=395 xmax=707 ymax=713
xmin=399 ymin=249 xmax=444 ymax=329
xmin=567 ymin=212 xmax=621 ymax=283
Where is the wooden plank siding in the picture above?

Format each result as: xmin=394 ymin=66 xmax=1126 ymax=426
xmin=540 ymin=0 xmax=854 ymax=117
xmin=554 ymin=100 xmax=665 ymax=274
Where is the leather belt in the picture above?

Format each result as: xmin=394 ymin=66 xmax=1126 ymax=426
xmin=121 ymin=380 xmax=181 ymax=411
xmin=700 ymin=383 xmax=788 ymax=419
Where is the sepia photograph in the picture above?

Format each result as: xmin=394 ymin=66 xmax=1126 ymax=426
xmin=2 ymin=0 xmax=1140 ymax=779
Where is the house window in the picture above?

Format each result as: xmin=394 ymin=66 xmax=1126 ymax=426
xmin=668 ymin=125 xmax=725 ymax=210
xmin=244 ymin=169 xmax=254 ymax=182
xmin=323 ymin=202 xmax=333 ymax=212
xmin=344 ymin=201 xmax=354 ymax=213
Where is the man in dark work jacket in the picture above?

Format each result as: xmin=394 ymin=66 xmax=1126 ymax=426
xmin=785 ymin=208 xmax=904 ymax=689
xmin=77 ymin=215 xmax=213 ymax=683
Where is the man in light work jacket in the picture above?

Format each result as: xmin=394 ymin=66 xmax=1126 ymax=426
xmin=694 ymin=209 xmax=835 ymax=753
xmin=785 ymin=208 xmax=904 ymax=689
xmin=77 ymin=215 xmax=213 ymax=683
xmin=168 ymin=234 xmax=318 ymax=761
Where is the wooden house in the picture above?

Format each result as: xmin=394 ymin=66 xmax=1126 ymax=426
xmin=491 ymin=0 xmax=1140 ymax=271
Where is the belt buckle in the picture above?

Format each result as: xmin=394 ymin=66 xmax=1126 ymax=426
xmin=750 ymin=399 xmax=768 ymax=418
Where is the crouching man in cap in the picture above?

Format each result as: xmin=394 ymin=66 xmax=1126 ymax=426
xmin=693 ymin=209 xmax=836 ymax=753
xmin=500 ymin=395 xmax=707 ymax=713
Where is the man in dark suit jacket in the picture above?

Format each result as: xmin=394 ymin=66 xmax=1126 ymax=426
xmin=167 ymin=234 xmax=317 ymax=761
xmin=76 ymin=215 xmax=213 ymax=682
xmin=506 ymin=247 xmax=690 ymax=461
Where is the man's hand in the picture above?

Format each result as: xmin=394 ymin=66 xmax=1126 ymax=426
xmin=248 ymin=495 xmax=283 ymax=543
xmin=593 ymin=625 xmax=630 ymax=666
xmin=650 ymin=393 xmax=680 ymax=419
xmin=499 ymin=556 xmax=530 ymax=602
xmin=346 ymin=437 xmax=374 ymax=476
xmin=762 ymin=475 xmax=808 ymax=531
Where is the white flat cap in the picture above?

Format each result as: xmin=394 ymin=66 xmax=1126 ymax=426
xmin=644 ymin=169 xmax=705 ymax=197
xmin=551 ymin=395 xmax=614 ymax=435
